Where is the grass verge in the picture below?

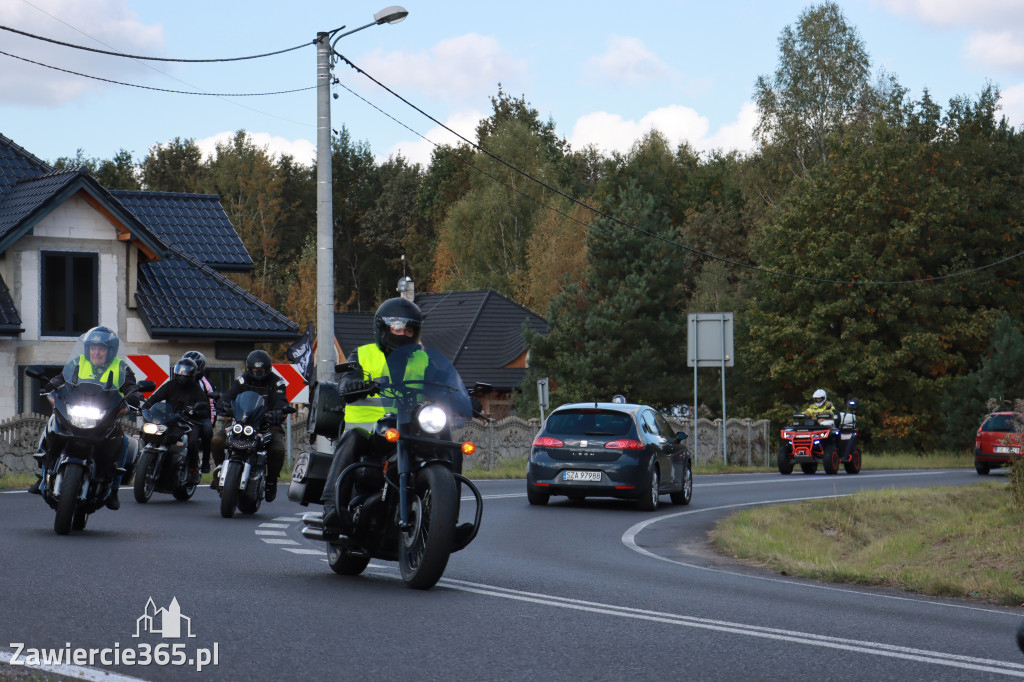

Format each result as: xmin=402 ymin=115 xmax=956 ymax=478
xmin=710 ymin=482 xmax=1024 ymax=606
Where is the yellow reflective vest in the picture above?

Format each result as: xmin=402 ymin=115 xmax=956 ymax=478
xmin=77 ymin=355 xmax=123 ymax=387
xmin=344 ymin=343 xmax=428 ymax=433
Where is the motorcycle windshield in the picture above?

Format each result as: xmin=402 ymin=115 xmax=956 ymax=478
xmin=142 ymin=401 xmax=178 ymax=425
xmin=231 ymin=391 xmax=266 ymax=424
xmin=379 ymin=344 xmax=472 ymax=426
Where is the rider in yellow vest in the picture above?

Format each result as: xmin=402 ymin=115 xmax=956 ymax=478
xmin=805 ymin=388 xmax=836 ymax=422
xmin=321 ymin=297 xmax=425 ymax=532
xmin=28 ymin=326 xmax=143 ymax=509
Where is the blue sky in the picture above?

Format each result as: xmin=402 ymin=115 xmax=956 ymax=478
xmin=2 ymin=0 xmax=1024 ymax=169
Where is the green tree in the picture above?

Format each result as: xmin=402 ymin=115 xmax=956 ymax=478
xmin=754 ymin=1 xmax=872 ymax=175
xmin=523 ymin=181 xmax=688 ymax=408
xmin=141 ymin=138 xmax=205 ymax=192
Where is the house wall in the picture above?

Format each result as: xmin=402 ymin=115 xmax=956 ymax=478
xmin=3 ymin=195 xmax=243 ymax=419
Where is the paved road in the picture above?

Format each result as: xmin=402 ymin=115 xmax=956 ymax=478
xmin=1 ymin=468 xmax=1022 ymax=681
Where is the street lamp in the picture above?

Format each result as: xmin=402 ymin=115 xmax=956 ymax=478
xmin=314 ymin=6 xmax=408 ymax=399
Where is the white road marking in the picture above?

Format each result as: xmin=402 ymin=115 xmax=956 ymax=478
xmin=622 ymin=495 xmax=1021 ymax=617
xmin=255 ymin=530 xmax=287 ymax=536
xmin=257 ymin=523 xmax=290 ymax=529
xmin=284 ymin=548 xmax=324 ymax=555
xmin=0 ymin=650 xmax=148 ymax=682
xmin=260 ymin=538 xmax=299 ymax=545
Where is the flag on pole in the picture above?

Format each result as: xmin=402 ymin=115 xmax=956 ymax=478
xmin=286 ymin=321 xmax=313 ymax=383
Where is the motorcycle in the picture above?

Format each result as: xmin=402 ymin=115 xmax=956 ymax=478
xmin=134 ymin=401 xmax=207 ymax=503
xmin=25 ymin=347 xmax=154 ymax=535
xmin=214 ymin=391 xmax=295 ymax=518
xmin=778 ymin=400 xmax=861 ymax=475
xmin=291 ymin=343 xmax=484 ymax=590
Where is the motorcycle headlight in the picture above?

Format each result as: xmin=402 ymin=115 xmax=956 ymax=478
xmin=232 ymin=423 xmax=243 ymax=434
xmin=142 ymin=423 xmax=167 ymax=435
xmin=417 ymin=404 xmax=448 ymax=434
xmin=68 ymin=404 xmax=104 ymax=429
xmin=243 ymin=425 xmax=254 ymax=436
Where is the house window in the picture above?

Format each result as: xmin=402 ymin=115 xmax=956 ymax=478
xmin=205 ymin=367 xmax=236 ymax=396
xmin=41 ymin=251 xmax=98 ymax=336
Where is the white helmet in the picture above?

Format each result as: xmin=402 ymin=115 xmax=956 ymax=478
xmin=813 ymin=389 xmax=827 ymax=406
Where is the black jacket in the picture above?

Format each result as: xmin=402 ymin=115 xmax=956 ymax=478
xmin=143 ymin=380 xmax=211 ymax=420
xmin=220 ymin=374 xmax=288 ymax=416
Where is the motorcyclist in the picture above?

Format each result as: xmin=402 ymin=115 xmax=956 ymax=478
xmin=805 ymin=389 xmax=836 ymax=422
xmin=142 ymin=358 xmax=211 ymax=485
xmin=182 ymin=350 xmax=216 ymax=473
xmin=27 ymin=326 xmax=143 ymax=510
xmin=322 ymin=297 xmax=441 ymax=533
xmin=211 ymin=349 xmax=288 ymax=502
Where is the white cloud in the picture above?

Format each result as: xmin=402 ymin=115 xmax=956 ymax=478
xmin=194 ymin=132 xmax=316 ymax=166
xmin=998 ymin=82 xmax=1024 ymax=127
xmin=568 ymin=102 xmax=756 ymax=157
xmin=872 ymin=0 xmax=1024 ymax=27
xmin=356 ymin=34 xmax=526 ymax=103
xmin=382 ymin=110 xmax=483 ymax=167
xmin=0 ymin=0 xmax=163 ymax=105
xmin=966 ymin=31 xmax=1024 ymax=70
xmin=584 ymin=36 xmax=673 ymax=86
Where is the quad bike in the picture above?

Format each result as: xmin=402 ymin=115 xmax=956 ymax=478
xmin=778 ymin=401 xmax=861 ymax=475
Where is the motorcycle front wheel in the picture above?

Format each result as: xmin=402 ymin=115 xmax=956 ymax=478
xmin=133 ymin=449 xmax=157 ymax=503
xmin=399 ymin=465 xmax=457 ymax=590
xmin=54 ymin=463 xmax=84 ymax=535
xmin=220 ymin=460 xmax=243 ymax=518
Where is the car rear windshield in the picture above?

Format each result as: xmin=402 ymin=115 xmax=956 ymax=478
xmin=982 ymin=415 xmax=1019 ymax=432
xmin=546 ymin=409 xmax=634 ymax=437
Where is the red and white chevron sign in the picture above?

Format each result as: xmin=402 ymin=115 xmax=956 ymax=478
xmin=126 ymin=354 xmax=170 ymax=398
xmin=273 ymin=363 xmax=309 ymax=404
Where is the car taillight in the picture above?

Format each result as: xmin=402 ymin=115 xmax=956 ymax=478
xmin=533 ymin=436 xmax=564 ymax=448
xmin=605 ymin=439 xmax=644 ymax=449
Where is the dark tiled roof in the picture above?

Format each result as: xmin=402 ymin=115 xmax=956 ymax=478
xmin=136 ymin=256 xmax=298 ymax=341
xmin=0 ymin=272 xmax=23 ymax=335
xmin=0 ymin=133 xmax=51 ymax=197
xmin=333 ymin=290 xmax=548 ymax=390
xmin=0 ymin=169 xmax=84 ymax=244
xmin=113 ymin=191 xmax=253 ymax=271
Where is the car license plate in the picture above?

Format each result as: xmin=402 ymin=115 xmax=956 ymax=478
xmin=563 ymin=470 xmax=601 ymax=482
xmin=995 ymin=446 xmax=1020 ymax=454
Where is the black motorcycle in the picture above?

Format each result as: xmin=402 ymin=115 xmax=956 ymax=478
xmin=26 ymin=364 xmax=153 ymax=535
xmin=214 ymin=391 xmax=294 ymax=518
xmin=291 ymin=344 xmax=484 ymax=590
xmin=134 ymin=401 xmax=207 ymax=503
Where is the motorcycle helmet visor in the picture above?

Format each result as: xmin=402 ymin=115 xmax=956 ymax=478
xmin=382 ymin=316 xmax=417 ymax=332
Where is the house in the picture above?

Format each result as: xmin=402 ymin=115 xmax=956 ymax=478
xmin=333 ymin=278 xmax=549 ymax=419
xmin=0 ymin=133 xmax=298 ymax=419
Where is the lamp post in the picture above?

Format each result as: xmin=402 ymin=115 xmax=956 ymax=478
xmin=314 ymin=6 xmax=408 ymax=396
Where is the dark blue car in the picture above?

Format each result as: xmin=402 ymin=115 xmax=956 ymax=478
xmin=526 ymin=402 xmax=692 ymax=510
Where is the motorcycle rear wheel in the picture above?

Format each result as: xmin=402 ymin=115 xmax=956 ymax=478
xmin=133 ymin=450 xmax=157 ymax=503
xmin=327 ymin=541 xmax=371 ymax=575
xmin=843 ymin=448 xmax=862 ymax=475
xmin=220 ymin=461 xmax=243 ymax=518
xmin=399 ymin=465 xmax=457 ymax=590
xmin=54 ymin=463 xmax=84 ymax=535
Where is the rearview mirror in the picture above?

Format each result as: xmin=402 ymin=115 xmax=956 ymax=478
xmin=137 ymin=380 xmax=156 ymax=393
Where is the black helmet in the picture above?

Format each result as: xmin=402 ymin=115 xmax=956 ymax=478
xmin=82 ymin=326 xmax=119 ymax=358
xmin=182 ymin=350 xmax=206 ymax=378
xmin=173 ymin=358 xmax=198 ymax=386
xmin=373 ymin=297 xmax=423 ymax=353
xmin=245 ymin=349 xmax=273 ymax=383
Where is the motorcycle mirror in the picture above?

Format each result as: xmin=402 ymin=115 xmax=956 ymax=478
xmin=25 ymin=367 xmax=45 ymax=381
xmin=335 ymin=361 xmax=359 ymax=374
xmin=138 ymin=380 xmax=157 ymax=393
xmin=471 ymin=382 xmax=493 ymax=394
xmin=284 ymin=405 xmax=298 ymax=415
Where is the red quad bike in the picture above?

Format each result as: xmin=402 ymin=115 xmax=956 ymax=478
xmin=777 ymin=400 xmax=861 ymax=475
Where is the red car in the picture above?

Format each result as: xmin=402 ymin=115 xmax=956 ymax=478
xmin=974 ymin=412 xmax=1023 ymax=475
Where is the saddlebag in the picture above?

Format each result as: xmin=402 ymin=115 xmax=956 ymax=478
xmin=287 ymin=449 xmax=333 ymax=506
xmin=307 ymin=381 xmax=345 ymax=439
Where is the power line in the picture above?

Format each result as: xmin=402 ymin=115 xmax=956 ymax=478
xmin=334 ymin=54 xmax=1024 ymax=287
xmin=0 ymin=49 xmax=316 ymax=97
xmin=0 ymin=22 xmax=312 ymax=62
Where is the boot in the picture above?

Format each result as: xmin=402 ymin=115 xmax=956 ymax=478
xmin=200 ymin=456 xmax=211 ymax=474
xmin=265 ymin=478 xmax=277 ymax=502
xmin=27 ymin=475 xmax=42 ymax=495
xmin=106 ymin=485 xmax=121 ymax=510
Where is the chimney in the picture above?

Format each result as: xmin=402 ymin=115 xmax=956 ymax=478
xmin=397 ymin=276 xmax=415 ymax=302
